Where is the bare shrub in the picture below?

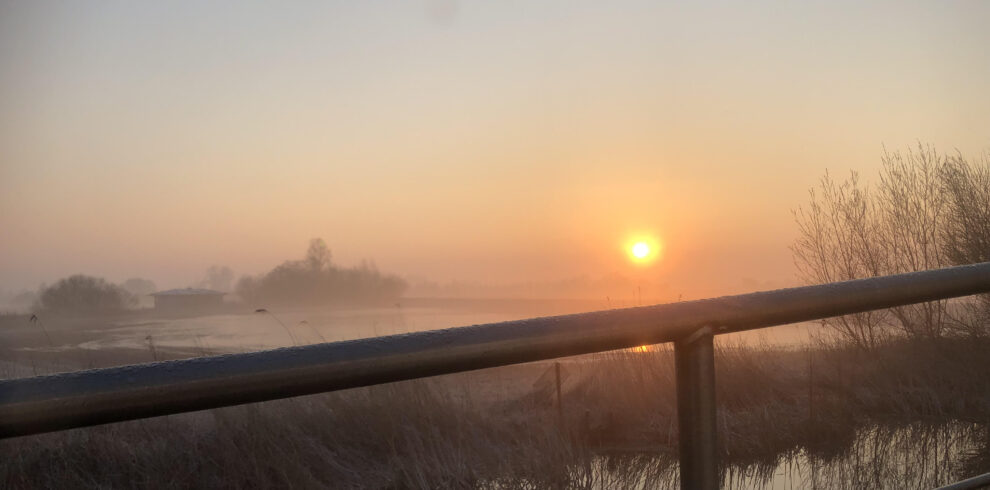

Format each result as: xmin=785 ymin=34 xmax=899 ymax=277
xmin=874 ymin=147 xmax=949 ymax=339
xmin=792 ymin=145 xmax=990 ymax=346
xmin=792 ymin=170 xmax=893 ymax=349
xmin=940 ymin=152 xmax=990 ymax=333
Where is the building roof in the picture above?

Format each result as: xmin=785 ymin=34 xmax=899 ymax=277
xmin=150 ymin=288 xmax=226 ymax=296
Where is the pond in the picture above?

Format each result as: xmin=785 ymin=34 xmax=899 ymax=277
xmin=588 ymin=421 xmax=989 ymax=489
xmin=29 ymin=298 xmax=816 ymax=355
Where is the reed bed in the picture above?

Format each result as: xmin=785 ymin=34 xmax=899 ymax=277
xmin=3 ymin=337 xmax=990 ymax=488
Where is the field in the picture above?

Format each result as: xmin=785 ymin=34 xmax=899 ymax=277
xmin=2 ymin=303 xmax=989 ymax=488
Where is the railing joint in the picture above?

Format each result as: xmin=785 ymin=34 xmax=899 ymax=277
xmin=677 ymin=325 xmax=715 ymax=346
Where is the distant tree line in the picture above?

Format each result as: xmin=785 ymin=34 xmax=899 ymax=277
xmin=35 ymin=275 xmax=135 ymax=314
xmin=793 ymin=145 xmax=990 ymax=348
xmin=121 ymin=277 xmax=157 ymax=296
xmin=197 ymin=265 xmax=234 ymax=292
xmin=235 ymin=238 xmax=407 ymax=306
xmin=24 ymin=240 xmax=404 ymax=314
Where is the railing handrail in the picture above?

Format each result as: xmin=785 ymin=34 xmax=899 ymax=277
xmin=937 ymin=470 xmax=990 ymax=490
xmin=2 ymin=262 xmax=990 ymax=440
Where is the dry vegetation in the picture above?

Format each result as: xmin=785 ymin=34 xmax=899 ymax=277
xmin=3 ymin=146 xmax=989 ymax=488
xmin=3 ymin=335 xmax=990 ymax=489
xmin=792 ymin=146 xmax=990 ymax=347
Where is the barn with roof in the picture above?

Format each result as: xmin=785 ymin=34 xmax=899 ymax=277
xmin=150 ymin=288 xmax=225 ymax=312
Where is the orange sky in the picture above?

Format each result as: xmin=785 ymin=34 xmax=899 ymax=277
xmin=1 ymin=1 xmax=988 ymax=300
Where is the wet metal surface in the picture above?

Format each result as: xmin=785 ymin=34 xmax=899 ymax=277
xmin=2 ymin=262 xmax=990 ymax=438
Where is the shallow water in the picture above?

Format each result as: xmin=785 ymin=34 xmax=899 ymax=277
xmin=591 ymin=421 xmax=989 ymax=489
xmin=5 ymin=302 xmax=985 ymax=487
xmin=31 ymin=298 xmax=815 ymax=354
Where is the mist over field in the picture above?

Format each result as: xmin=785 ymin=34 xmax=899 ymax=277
xmin=2 ymin=1 xmax=990 ymax=489
xmin=3 ymin=2 xmax=988 ymax=304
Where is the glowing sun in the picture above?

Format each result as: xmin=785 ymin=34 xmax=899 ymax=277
xmin=631 ymin=242 xmax=651 ymax=259
xmin=627 ymin=236 xmax=662 ymax=264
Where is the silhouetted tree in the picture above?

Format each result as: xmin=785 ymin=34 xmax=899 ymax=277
xmin=940 ymin=154 xmax=990 ymax=267
xmin=305 ymin=239 xmax=331 ymax=272
xmin=121 ymin=277 xmax=157 ymax=296
xmin=792 ymin=145 xmax=990 ymax=347
xmin=939 ymin=152 xmax=990 ymax=330
xmin=234 ymin=238 xmax=406 ymax=306
xmin=36 ymin=275 xmax=134 ymax=314
xmin=235 ymin=275 xmax=260 ymax=304
xmin=198 ymin=265 xmax=235 ymax=292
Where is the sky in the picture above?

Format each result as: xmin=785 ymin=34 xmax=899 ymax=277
xmin=1 ymin=0 xmax=988 ymax=300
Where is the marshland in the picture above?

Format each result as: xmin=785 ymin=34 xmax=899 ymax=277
xmin=2 ymin=290 xmax=990 ymax=488
xmin=3 ymin=2 xmax=990 ymax=488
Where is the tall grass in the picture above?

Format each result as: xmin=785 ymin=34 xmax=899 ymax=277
xmin=3 ymin=337 xmax=990 ymax=488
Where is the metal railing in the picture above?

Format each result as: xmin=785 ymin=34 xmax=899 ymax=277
xmin=3 ymin=262 xmax=990 ymax=489
xmin=937 ymin=471 xmax=990 ymax=490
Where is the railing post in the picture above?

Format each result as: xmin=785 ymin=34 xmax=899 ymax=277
xmin=675 ymin=326 xmax=718 ymax=490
